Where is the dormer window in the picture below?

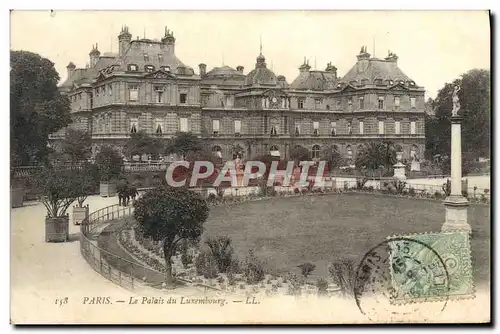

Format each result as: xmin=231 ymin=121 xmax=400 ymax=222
xmin=145 ymin=65 xmax=155 ymax=73
xmin=158 ymin=54 xmax=164 ymax=63
xmin=409 ymin=81 xmax=415 ymax=86
xmin=162 ymin=66 xmax=171 ymax=72
xmin=155 ymin=119 xmax=163 ymax=135
xmin=143 ymin=53 xmax=149 ymax=62
xmin=128 ymin=64 xmax=138 ymax=72
xmin=375 ymin=79 xmax=383 ymax=85
xmin=348 ymin=97 xmax=353 ymax=106
xmin=399 ymin=80 xmax=405 ymax=85
xmin=337 ymin=83 xmax=342 ymax=89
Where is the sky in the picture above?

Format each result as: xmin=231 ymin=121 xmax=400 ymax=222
xmin=10 ymin=10 xmax=490 ymax=98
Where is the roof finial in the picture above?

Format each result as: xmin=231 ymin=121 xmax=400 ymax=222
xmin=165 ymin=26 xmax=167 ymax=36
xmin=259 ymin=34 xmax=263 ymax=56
xmin=143 ymin=26 xmax=146 ymax=39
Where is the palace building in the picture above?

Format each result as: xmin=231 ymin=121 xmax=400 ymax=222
xmin=54 ymin=26 xmax=425 ymax=165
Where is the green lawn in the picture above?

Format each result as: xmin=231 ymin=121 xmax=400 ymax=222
xmin=203 ymin=193 xmax=490 ymax=286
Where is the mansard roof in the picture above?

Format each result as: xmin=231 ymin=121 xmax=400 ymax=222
xmin=341 ymin=57 xmax=413 ymax=84
xmin=290 ymin=70 xmax=337 ymax=91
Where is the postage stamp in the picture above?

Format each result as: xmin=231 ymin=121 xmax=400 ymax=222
xmin=387 ymin=231 xmax=474 ymax=304
xmin=354 ymin=237 xmax=451 ymax=322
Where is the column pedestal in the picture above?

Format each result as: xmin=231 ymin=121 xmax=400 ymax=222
xmin=442 ymin=116 xmax=471 ymax=233
xmin=393 ymin=162 xmax=406 ymax=180
xmin=442 ymin=195 xmax=471 ymax=233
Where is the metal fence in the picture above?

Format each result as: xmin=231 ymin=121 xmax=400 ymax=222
xmin=79 ymin=204 xmax=170 ymax=292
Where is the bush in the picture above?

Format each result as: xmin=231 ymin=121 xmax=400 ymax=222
xmin=195 ymin=251 xmax=218 ymax=278
xmin=393 ymin=180 xmax=407 ymax=194
xmin=434 ymin=191 xmax=442 ymax=199
xmin=328 ymin=258 xmax=356 ymax=298
xmin=356 ymin=177 xmax=368 ymax=190
xmin=294 ymin=188 xmax=300 ymax=194
xmin=297 ymin=262 xmax=316 ymax=278
xmin=205 ymin=236 xmax=234 ymax=273
xmin=442 ymin=179 xmax=451 ymax=197
xmin=316 ymin=278 xmax=329 ymax=296
xmin=243 ymin=250 xmax=265 ymax=284
xmin=285 ymin=272 xmax=303 ymax=296
xmin=409 ymin=187 xmax=416 ymax=197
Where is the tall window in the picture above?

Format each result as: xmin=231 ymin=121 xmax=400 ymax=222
xmin=348 ymin=97 xmax=353 ymax=107
xmin=143 ymin=53 xmax=149 ymax=61
xmin=313 ymin=121 xmax=319 ymax=136
xmin=155 ymin=119 xmax=163 ymax=134
xmin=298 ymin=99 xmax=305 ymax=109
xmin=336 ymin=100 xmax=341 ymax=109
xmin=180 ymin=93 xmax=187 ymax=104
xmin=130 ymin=118 xmax=138 ymax=134
xmin=158 ymin=54 xmax=164 ymax=63
xmin=410 ymin=121 xmax=416 ymax=134
xmin=359 ymin=121 xmax=364 ymax=135
xmin=212 ymin=119 xmax=220 ymax=135
xmin=394 ymin=96 xmax=400 ymax=107
xmin=378 ymin=120 xmax=385 ymax=134
xmin=145 ymin=65 xmax=155 ymax=73
xmin=295 ymin=124 xmax=300 ymax=136
xmin=359 ymin=96 xmax=364 ymax=109
xmin=312 ymin=145 xmax=321 ymax=159
xmin=128 ymin=84 xmax=139 ymax=101
xmin=347 ymin=121 xmax=352 ymax=135
xmin=108 ymin=84 xmax=112 ymax=96
xmin=154 ymin=86 xmax=163 ymax=103
xmin=314 ymin=99 xmax=322 ymax=109
xmin=378 ymin=96 xmax=385 ymax=109
xmin=179 ymin=118 xmax=189 ymax=132
xmin=270 ymin=125 xmax=278 ymax=136
xmin=410 ymin=97 xmax=416 ymax=108
xmin=395 ymin=121 xmax=401 ymax=135
xmin=330 ymin=121 xmax=336 ymax=136
xmin=234 ymin=120 xmax=241 ymax=134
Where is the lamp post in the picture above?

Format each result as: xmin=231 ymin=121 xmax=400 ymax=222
xmin=442 ymin=85 xmax=471 ymax=233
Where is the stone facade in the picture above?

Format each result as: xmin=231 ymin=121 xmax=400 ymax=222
xmin=54 ymin=27 xmax=425 ymax=163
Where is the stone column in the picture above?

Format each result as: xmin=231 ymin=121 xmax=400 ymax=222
xmin=442 ymin=115 xmax=471 ymax=233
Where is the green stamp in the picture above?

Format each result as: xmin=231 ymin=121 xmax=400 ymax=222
xmin=387 ymin=232 xmax=474 ymax=304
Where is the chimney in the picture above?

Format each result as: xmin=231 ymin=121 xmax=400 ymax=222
xmin=325 ymin=62 xmax=337 ymax=79
xmin=199 ymin=63 xmax=207 ymax=76
xmin=299 ymin=57 xmax=311 ymax=73
xmin=118 ymin=25 xmax=132 ymax=57
xmin=89 ymin=44 xmax=100 ymax=68
xmin=236 ymin=65 xmax=244 ymax=74
xmin=385 ymin=50 xmax=399 ymax=65
xmin=66 ymin=62 xmax=76 ymax=79
xmin=356 ymin=46 xmax=371 ymax=73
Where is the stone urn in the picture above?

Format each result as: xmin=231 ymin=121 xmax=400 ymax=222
xmin=45 ymin=214 xmax=69 ymax=242
xmin=72 ymin=204 xmax=89 ymax=225
xmin=393 ymin=152 xmax=407 ymax=180
xmin=11 ymin=187 xmax=24 ymax=208
xmin=100 ymin=181 xmax=117 ymax=197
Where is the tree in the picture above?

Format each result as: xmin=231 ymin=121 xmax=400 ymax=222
xmin=95 ymin=146 xmax=123 ymax=182
xmin=134 ymin=186 xmax=210 ymax=287
xmin=355 ymin=141 xmax=396 ymax=171
xmin=74 ymin=163 xmax=100 ymax=207
xmin=205 ymin=236 xmax=235 ymax=273
xmin=124 ymin=131 xmax=163 ymax=160
xmin=321 ymin=146 xmax=344 ymax=171
xmin=290 ymin=146 xmax=311 ymax=163
xmin=31 ymin=163 xmax=82 ymax=218
xmin=11 ymin=51 xmax=72 ymax=166
xmin=165 ymin=132 xmax=202 ymax=159
xmin=426 ymin=69 xmax=490 ymax=158
xmin=61 ymin=129 xmax=92 ymax=162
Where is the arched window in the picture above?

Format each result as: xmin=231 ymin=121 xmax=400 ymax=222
xmin=270 ymin=145 xmax=280 ymax=157
xmin=346 ymin=145 xmax=353 ymax=159
xmin=312 ymin=145 xmax=321 ymax=159
xmin=212 ymin=145 xmax=222 ymax=158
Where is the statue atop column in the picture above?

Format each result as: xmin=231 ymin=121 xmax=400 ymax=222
xmin=452 ymin=85 xmax=461 ymax=116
